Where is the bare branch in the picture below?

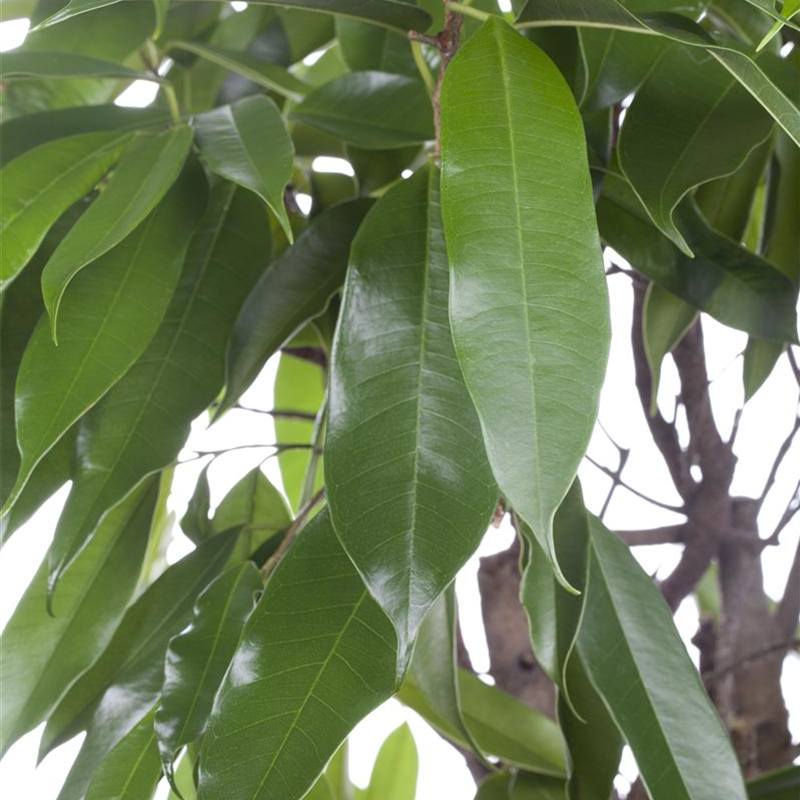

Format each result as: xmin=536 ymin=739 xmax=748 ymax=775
xmin=788 ymin=346 xmax=800 ymax=389
xmin=702 ymin=638 xmax=800 ymax=684
xmin=775 ymin=534 xmax=800 ymax=637
xmin=758 ymin=403 xmax=800 ymax=509
xmin=616 ymin=525 xmax=686 ymax=546
xmin=234 ymin=405 xmax=318 ymax=421
xmin=763 ymin=478 xmax=800 ymax=547
xmin=585 ymin=455 xmax=685 ymax=513
xmin=597 ymin=423 xmax=631 ymax=519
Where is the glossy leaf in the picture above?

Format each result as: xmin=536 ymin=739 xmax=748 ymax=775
xmin=363 ymin=724 xmax=418 ymax=800
xmin=84 ymin=707 xmax=161 ymax=800
xmin=6 ymin=161 xmax=206 ymax=518
xmin=618 ymin=45 xmax=774 ymax=255
xmin=0 ymin=50 xmax=153 ymax=81
xmin=0 ymin=480 xmax=156 ymax=756
xmin=327 ymin=165 xmax=497 ymax=655
xmin=41 ymin=531 xmax=239 ymax=767
xmin=40 ymin=125 xmax=193 ymax=340
xmin=642 ymin=283 xmax=697 ymax=415
xmin=292 ymin=71 xmax=434 ymax=149
xmin=0 ymin=130 xmax=130 ymax=289
xmin=194 ymin=95 xmax=294 ymax=240
xmin=199 ymin=509 xmax=398 ymax=800
xmin=440 ymin=19 xmax=609 ymax=589
xmin=155 ymin=562 xmax=262 ymax=783
xmin=577 ymin=515 xmax=748 ymax=800
xmin=221 ymin=198 xmax=372 ymax=415
xmin=46 ymin=183 xmax=269 ymax=600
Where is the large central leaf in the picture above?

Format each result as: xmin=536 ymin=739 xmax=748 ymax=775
xmin=440 ymin=19 xmax=609 ymax=588
xmin=326 ymin=165 xmax=497 ymax=657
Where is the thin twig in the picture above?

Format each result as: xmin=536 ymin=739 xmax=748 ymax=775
xmin=616 ymin=525 xmax=686 ymax=546
xmin=585 ymin=455 xmax=685 ymax=513
xmin=757 ymin=402 xmax=800 ymax=509
xmin=234 ymin=404 xmax=318 ymax=422
xmin=763 ymin=478 xmax=800 ymax=547
xmin=702 ymin=638 xmax=800 ymax=683
xmin=189 ymin=443 xmax=317 ymax=458
xmin=788 ymin=347 xmax=800 ymax=389
xmin=260 ymin=488 xmax=327 ymax=579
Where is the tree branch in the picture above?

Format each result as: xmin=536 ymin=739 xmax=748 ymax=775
xmin=616 ymin=525 xmax=687 ymax=546
xmin=775 ymin=534 xmax=800 ymax=638
xmin=702 ymin=638 xmax=800 ymax=684
xmin=585 ymin=455 xmax=684 ymax=513
xmin=757 ymin=403 xmax=800 ymax=509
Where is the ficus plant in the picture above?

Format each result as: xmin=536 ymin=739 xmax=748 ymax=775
xmin=0 ymin=0 xmax=798 ymax=799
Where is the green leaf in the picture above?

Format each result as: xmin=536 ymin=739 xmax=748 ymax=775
xmin=618 ymin=45 xmax=774 ymax=255
xmin=275 ymin=352 xmax=325 ymax=513
xmin=199 ymin=508 xmax=398 ymax=800
xmin=475 ymin=773 xmax=512 ymax=800
xmin=511 ymin=773 xmax=568 ymax=800
xmin=577 ymin=515 xmax=747 ymax=800
xmin=221 ymin=198 xmax=372 ymax=415
xmin=194 ymin=95 xmax=294 ymax=241
xmin=168 ymin=749 xmax=199 ymax=800
xmin=39 ymin=0 xmax=432 ymax=33
xmin=363 ymin=724 xmax=418 ymax=800
xmin=0 ymin=130 xmax=131 ymax=289
xmin=747 ymin=764 xmax=800 ymax=800
xmin=5 ymin=160 xmax=207 ymax=519
xmin=44 ymin=183 xmax=270 ymax=591
xmin=0 ymin=479 xmax=156 ymax=756
xmin=155 ymin=562 xmax=262 ymax=783
xmin=440 ymin=19 xmax=609 ymax=590
xmin=515 ymin=0 xmax=800 ymax=147
xmin=742 ymin=338 xmax=784 ymax=402
xmin=0 ymin=50 xmax=155 ymax=81
xmin=292 ymin=71 xmax=434 ymax=149
xmin=41 ymin=530 xmax=239 ymax=768
xmin=399 ymin=669 xmax=566 ymax=775
xmin=181 ymin=464 xmax=212 ymax=544
xmin=84 ymin=707 xmax=162 ymax=800
xmin=336 ymin=19 xmax=417 ymax=76
xmin=642 ymin=283 xmax=697 ymax=415
xmin=41 ymin=125 xmax=193 ymax=340
xmin=764 ymin=131 xmax=800 ymax=283
xmin=167 ymin=40 xmax=309 ymax=100
xmin=347 ymin=144 xmax=421 ymax=195
xmin=327 ymin=165 xmax=497 ymax=655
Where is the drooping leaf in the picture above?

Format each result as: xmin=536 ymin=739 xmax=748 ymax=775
xmin=199 ymin=508 xmax=398 ymax=800
xmin=440 ymin=19 xmax=609 ymax=589
xmin=155 ymin=562 xmax=262 ymax=783
xmin=84 ymin=707 xmax=162 ymax=800
xmin=0 ymin=130 xmax=131 ymax=289
xmin=221 ymin=198 xmax=372 ymax=415
xmin=576 ymin=515 xmax=748 ymax=800
xmin=40 ymin=125 xmax=193 ymax=340
xmin=0 ymin=50 xmax=154 ymax=81
xmin=292 ymin=71 xmax=434 ymax=149
xmin=642 ymin=283 xmax=697 ymax=415
xmin=44 ymin=183 xmax=270 ymax=591
xmin=5 ymin=161 xmax=207 ymax=517
xmin=193 ymin=95 xmax=295 ymax=240
xmin=336 ymin=19 xmax=417 ymax=76
xmin=0 ymin=479 xmax=156 ymax=757
xmin=327 ymin=164 xmax=497 ymax=656
xmin=764 ymin=131 xmax=800 ymax=283
xmin=363 ymin=724 xmax=418 ymax=800
xmin=618 ymin=45 xmax=774 ymax=255
xmin=41 ymin=530 xmax=239 ymax=768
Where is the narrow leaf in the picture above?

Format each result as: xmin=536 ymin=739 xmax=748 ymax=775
xmin=194 ymin=95 xmax=294 ymax=241
xmin=327 ymin=165 xmax=497 ymax=656
xmin=363 ymin=724 xmax=418 ymax=800
xmin=0 ymin=50 xmax=154 ymax=80
xmin=440 ymin=19 xmax=610 ymax=589
xmin=199 ymin=509 xmax=398 ymax=800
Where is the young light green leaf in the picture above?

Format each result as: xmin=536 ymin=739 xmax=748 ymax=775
xmin=84 ymin=707 xmax=162 ymax=800
xmin=618 ymin=45 xmax=774 ymax=255
xmin=44 ymin=184 xmax=269 ymax=592
xmin=155 ymin=562 xmax=262 ymax=785
xmin=0 ymin=130 xmax=130 ymax=289
xmin=0 ymin=50 xmax=154 ymax=81
xmin=292 ymin=71 xmax=434 ymax=149
xmin=167 ymin=40 xmax=309 ymax=100
xmin=41 ymin=125 xmax=193 ymax=340
xmin=577 ymin=515 xmax=748 ymax=800
xmin=5 ymin=161 xmax=207 ymax=519
xmin=199 ymin=508 xmax=398 ymax=800
xmin=440 ymin=19 xmax=609 ymax=590
xmin=642 ymin=284 xmax=697 ymax=415
xmin=327 ymin=165 xmax=498 ymax=657
xmin=221 ymin=198 xmax=372 ymax=415
xmin=0 ymin=479 xmax=156 ymax=757
xmin=363 ymin=724 xmax=418 ymax=800
xmin=194 ymin=95 xmax=294 ymax=241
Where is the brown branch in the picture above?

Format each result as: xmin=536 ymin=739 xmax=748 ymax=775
xmin=788 ymin=347 xmax=800 ymax=389
xmin=585 ymin=455 xmax=685 ymax=513
xmin=616 ymin=525 xmax=686 ymax=546
xmin=431 ymin=3 xmax=463 ymax=156
xmin=702 ymin=638 xmax=800 ymax=684
xmin=757 ymin=403 xmax=800 ymax=509
xmin=597 ymin=422 xmax=630 ymax=520
xmin=763 ymin=479 xmax=800 ymax=548
xmin=775 ymin=535 xmax=800 ymax=637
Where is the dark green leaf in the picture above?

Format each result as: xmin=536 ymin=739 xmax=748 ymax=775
xmin=155 ymin=562 xmax=262 ymax=782
xmin=292 ymin=71 xmax=434 ymax=149
xmin=747 ymin=764 xmax=800 ymax=800
xmin=363 ymin=724 xmax=418 ymax=800
xmin=6 ymin=160 xmax=206 ymax=519
xmin=440 ymin=19 xmax=609 ymax=590
xmin=336 ymin=19 xmax=417 ymax=75
xmin=193 ymin=95 xmax=294 ymax=240
xmin=742 ymin=339 xmax=784 ymax=402
xmin=199 ymin=508 xmax=398 ymax=800
xmin=764 ymin=131 xmax=800 ymax=282
xmin=347 ymin=144 xmax=420 ymax=196
xmin=511 ymin=773 xmax=567 ymax=800
xmin=0 ymin=479 xmax=156 ymax=756
xmin=221 ymin=198 xmax=372 ymax=414
xmin=0 ymin=50 xmax=154 ymax=81
xmin=181 ymin=464 xmax=213 ymax=544
xmin=327 ymin=165 xmax=497 ymax=655
xmin=0 ymin=130 xmax=131 ymax=288
xmin=40 ymin=125 xmax=193 ymax=340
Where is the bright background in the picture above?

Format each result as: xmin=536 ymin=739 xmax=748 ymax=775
xmin=1 ymin=10 xmax=798 ymax=799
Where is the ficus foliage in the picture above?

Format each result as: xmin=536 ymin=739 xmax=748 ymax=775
xmin=0 ymin=1 xmax=798 ymax=799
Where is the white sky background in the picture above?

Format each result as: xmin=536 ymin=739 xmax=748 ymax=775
xmin=0 ymin=13 xmax=798 ymax=800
